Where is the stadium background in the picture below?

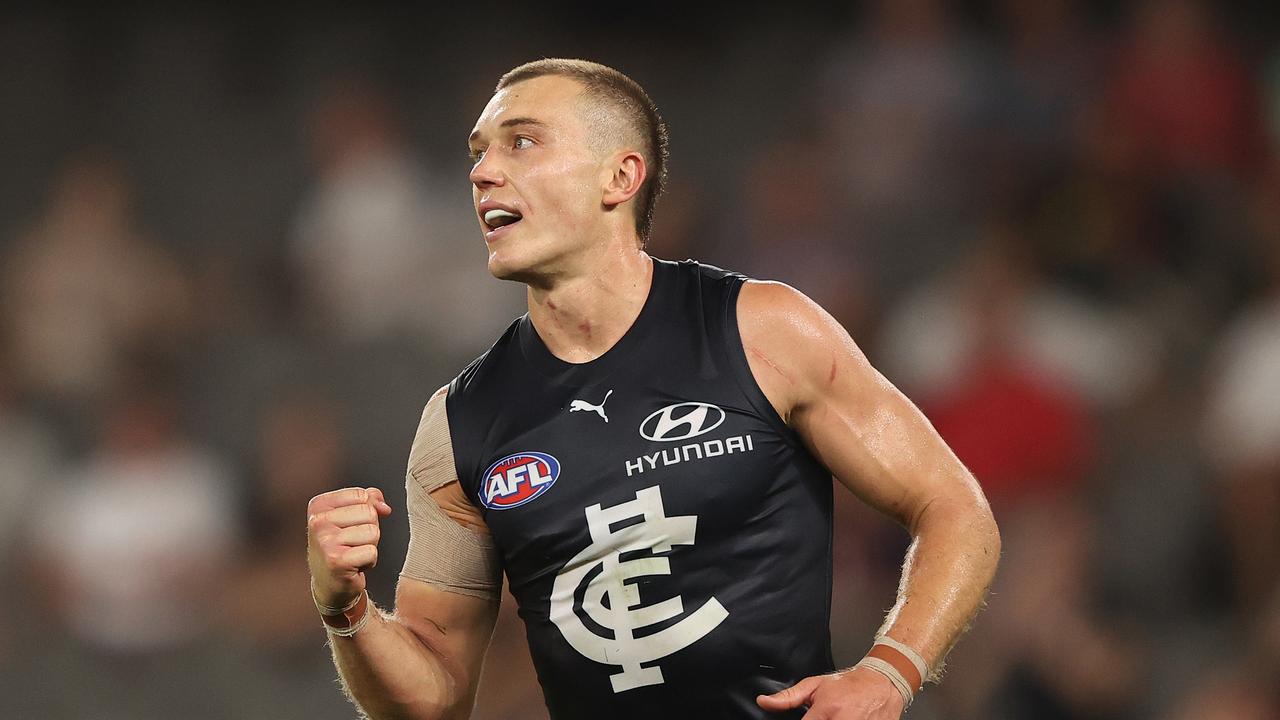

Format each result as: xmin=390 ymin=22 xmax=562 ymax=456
xmin=2 ymin=1 xmax=1279 ymax=717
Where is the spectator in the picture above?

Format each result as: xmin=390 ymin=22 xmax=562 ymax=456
xmin=0 ymin=344 xmax=61 ymax=662
xmin=290 ymin=77 xmax=522 ymax=355
xmin=1106 ymin=0 xmax=1263 ymax=182
xmin=1 ymin=151 xmax=190 ymax=410
xmin=987 ymin=0 xmax=1102 ymax=178
xmin=220 ymin=389 xmax=351 ymax=649
xmin=819 ymin=0 xmax=992 ymax=290
xmin=213 ymin=389 xmax=374 ymax=719
xmin=877 ymin=219 xmax=1160 ymax=411
xmin=731 ymin=132 xmax=872 ymax=333
xmin=1201 ymin=178 xmax=1280 ymax=612
xmin=30 ymin=373 xmax=239 ymax=654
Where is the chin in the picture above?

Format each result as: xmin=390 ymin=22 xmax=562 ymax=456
xmin=486 ymin=247 xmax=540 ymax=284
xmin=485 ymin=230 xmax=572 ymax=286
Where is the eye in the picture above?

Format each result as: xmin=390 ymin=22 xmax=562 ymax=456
xmin=469 ymin=146 xmax=486 ymax=164
xmin=514 ymin=136 xmax=534 ymax=150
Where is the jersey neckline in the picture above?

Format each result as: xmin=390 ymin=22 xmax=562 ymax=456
xmin=516 ymin=256 xmax=672 ymax=381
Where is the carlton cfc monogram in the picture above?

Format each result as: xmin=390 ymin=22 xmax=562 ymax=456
xmin=549 ymin=485 xmax=729 ymax=693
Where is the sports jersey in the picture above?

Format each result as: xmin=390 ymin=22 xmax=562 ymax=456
xmin=446 ymin=258 xmax=835 ymax=719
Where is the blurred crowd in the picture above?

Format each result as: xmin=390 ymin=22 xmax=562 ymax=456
xmin=1 ymin=1 xmax=1278 ymax=718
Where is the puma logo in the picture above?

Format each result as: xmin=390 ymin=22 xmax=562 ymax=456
xmin=569 ymin=390 xmax=613 ymax=423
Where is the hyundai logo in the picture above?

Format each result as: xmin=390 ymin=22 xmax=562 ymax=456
xmin=640 ymin=402 xmax=726 ymax=442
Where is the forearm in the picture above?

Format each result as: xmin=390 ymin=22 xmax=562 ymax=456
xmin=328 ymin=605 xmax=467 ymax=720
xmin=876 ymin=491 xmax=1000 ymax=680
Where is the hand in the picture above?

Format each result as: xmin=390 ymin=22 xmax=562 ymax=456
xmin=307 ymin=487 xmax=393 ymax=609
xmin=757 ymin=667 xmax=906 ymax=719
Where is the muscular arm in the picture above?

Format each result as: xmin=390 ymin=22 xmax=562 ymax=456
xmin=328 ymin=578 xmax=498 ymax=719
xmin=313 ymin=387 xmax=502 ymax=719
xmin=739 ymin=281 xmax=999 ymax=684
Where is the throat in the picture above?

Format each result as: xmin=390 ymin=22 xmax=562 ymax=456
xmin=527 ymin=255 xmax=655 ymax=364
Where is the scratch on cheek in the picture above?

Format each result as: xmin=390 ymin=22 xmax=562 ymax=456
xmin=828 ymin=356 xmax=838 ymax=385
xmin=578 ymin=320 xmax=592 ymax=339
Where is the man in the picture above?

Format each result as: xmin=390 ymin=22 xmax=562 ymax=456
xmin=307 ymin=59 xmax=1000 ymax=719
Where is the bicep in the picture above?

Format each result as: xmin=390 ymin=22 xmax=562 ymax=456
xmin=797 ymin=358 xmax=973 ymax=530
xmin=739 ymin=281 xmax=981 ymax=531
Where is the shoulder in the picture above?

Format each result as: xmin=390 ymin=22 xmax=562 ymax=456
xmin=407 ymin=385 xmax=452 ymax=482
xmin=737 ymin=280 xmax=842 ymax=344
xmin=736 ymin=280 xmax=875 ymax=420
xmin=737 ymin=280 xmax=861 ymax=372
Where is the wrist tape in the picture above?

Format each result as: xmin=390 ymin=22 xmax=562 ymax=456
xmin=855 ymin=635 xmax=929 ymax=707
xmin=313 ymin=582 xmax=371 ymax=637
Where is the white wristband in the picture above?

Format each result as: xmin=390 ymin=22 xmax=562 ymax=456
xmin=311 ymin=579 xmax=363 ymax=616
xmin=855 ymin=657 xmax=914 ymax=708
xmin=324 ymin=605 xmax=372 ymax=637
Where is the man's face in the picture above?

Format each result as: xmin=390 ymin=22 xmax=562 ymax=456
xmin=468 ymin=75 xmax=608 ymax=282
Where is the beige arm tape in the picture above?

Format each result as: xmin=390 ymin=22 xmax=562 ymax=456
xmin=398 ymin=389 xmax=502 ymax=601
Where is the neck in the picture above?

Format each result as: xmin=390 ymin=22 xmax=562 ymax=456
xmin=526 ymin=242 xmax=654 ymax=364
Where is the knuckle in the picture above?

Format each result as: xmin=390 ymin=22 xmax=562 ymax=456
xmin=309 ymin=490 xmax=338 ymax=508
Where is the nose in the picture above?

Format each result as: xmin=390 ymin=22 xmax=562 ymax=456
xmin=469 ymin=152 xmax=504 ymax=189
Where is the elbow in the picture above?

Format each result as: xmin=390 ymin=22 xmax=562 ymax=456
xmin=357 ymin=655 xmax=471 ymax=720
xmin=981 ymin=502 xmax=1001 ymax=582
xmin=383 ymin=679 xmax=471 ymax=720
xmin=361 ymin=697 xmax=464 ymax=720
xmin=967 ymin=489 xmax=1001 ymax=588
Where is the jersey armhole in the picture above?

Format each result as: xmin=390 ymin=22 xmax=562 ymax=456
xmin=444 ymin=377 xmax=484 ymax=513
xmin=720 ymin=278 xmax=807 ymax=451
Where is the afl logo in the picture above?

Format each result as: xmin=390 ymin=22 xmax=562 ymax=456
xmin=482 ymin=452 xmax=560 ymax=510
xmin=640 ymin=402 xmax=726 ymax=442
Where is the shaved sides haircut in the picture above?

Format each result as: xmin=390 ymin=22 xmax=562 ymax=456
xmin=497 ymin=58 xmax=669 ymax=243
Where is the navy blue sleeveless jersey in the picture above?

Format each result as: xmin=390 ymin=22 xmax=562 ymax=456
xmin=446 ymin=259 xmax=835 ymax=719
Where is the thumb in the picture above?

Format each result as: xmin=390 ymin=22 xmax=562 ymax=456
xmin=367 ymin=487 xmax=392 ymax=516
xmin=757 ymin=676 xmax=822 ymax=711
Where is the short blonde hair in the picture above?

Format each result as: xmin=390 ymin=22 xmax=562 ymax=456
xmin=497 ymin=59 xmax=669 ymax=243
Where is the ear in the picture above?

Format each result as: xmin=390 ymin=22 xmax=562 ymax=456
xmin=601 ymin=150 xmax=647 ymax=209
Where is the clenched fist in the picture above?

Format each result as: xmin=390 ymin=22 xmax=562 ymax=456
xmin=307 ymin=487 xmax=393 ymax=609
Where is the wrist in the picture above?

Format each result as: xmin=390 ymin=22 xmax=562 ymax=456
xmin=854 ymin=635 xmax=930 ymax=708
xmin=312 ymin=579 xmax=371 ymax=637
xmin=312 ymin=579 xmax=362 ymax=615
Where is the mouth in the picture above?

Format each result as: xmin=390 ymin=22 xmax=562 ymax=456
xmin=482 ymin=208 xmax=523 ymax=237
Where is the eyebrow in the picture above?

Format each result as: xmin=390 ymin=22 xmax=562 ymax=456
xmin=468 ymin=117 xmax=548 ymax=144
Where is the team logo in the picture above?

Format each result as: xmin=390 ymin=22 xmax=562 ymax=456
xmin=639 ymin=402 xmax=725 ymax=442
xmin=550 ymin=485 xmax=728 ymax=693
xmin=480 ymin=452 xmax=560 ymax=510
